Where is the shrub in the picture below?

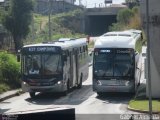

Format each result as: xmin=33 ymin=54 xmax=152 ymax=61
xmin=0 ymin=83 xmax=10 ymax=94
xmin=0 ymin=51 xmax=21 ymax=89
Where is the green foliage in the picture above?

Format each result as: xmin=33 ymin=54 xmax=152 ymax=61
xmin=54 ymin=9 xmax=83 ymax=33
xmin=109 ymin=7 xmax=147 ymax=53
xmin=0 ymin=8 xmax=4 ymax=23
xmin=117 ymin=8 xmax=134 ymax=25
xmin=0 ymin=83 xmax=10 ymax=94
xmin=129 ymin=100 xmax=160 ymax=112
xmin=125 ymin=0 xmax=139 ymax=7
xmin=109 ymin=23 xmax=126 ymax=31
xmin=88 ymin=41 xmax=94 ymax=48
xmin=109 ymin=7 xmax=142 ymax=31
xmin=2 ymin=0 xmax=34 ymax=51
xmin=132 ymin=6 xmax=139 ymax=14
xmin=135 ymin=38 xmax=142 ymax=53
xmin=25 ymin=9 xmax=85 ymax=44
xmin=0 ymin=52 xmax=21 ymax=91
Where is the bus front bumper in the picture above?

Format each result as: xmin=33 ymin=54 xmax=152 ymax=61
xmin=22 ymin=82 xmax=67 ymax=93
xmin=93 ymin=83 xmax=135 ymax=93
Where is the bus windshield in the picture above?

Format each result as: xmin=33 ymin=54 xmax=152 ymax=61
xmin=23 ymin=54 xmax=62 ymax=76
xmin=94 ymin=48 xmax=134 ymax=78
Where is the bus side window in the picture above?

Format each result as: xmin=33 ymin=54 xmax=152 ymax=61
xmin=80 ymin=47 xmax=82 ymax=53
xmin=83 ymin=46 xmax=85 ymax=52
xmin=79 ymin=47 xmax=82 ymax=59
xmin=141 ymin=33 xmax=143 ymax=40
xmin=86 ymin=45 xmax=88 ymax=52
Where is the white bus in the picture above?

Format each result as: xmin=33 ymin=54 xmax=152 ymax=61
xmin=20 ymin=38 xmax=89 ymax=98
xmin=92 ymin=30 xmax=142 ymax=95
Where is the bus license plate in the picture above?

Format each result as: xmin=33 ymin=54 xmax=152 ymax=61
xmin=110 ymin=87 xmax=117 ymax=92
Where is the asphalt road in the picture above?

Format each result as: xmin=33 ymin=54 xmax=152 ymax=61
xmin=0 ymin=67 xmax=139 ymax=120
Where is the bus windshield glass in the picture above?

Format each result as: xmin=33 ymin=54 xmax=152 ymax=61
xmin=94 ymin=48 xmax=134 ymax=78
xmin=23 ymin=54 xmax=62 ymax=76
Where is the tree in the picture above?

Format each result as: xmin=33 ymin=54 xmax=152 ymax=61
xmin=2 ymin=0 xmax=34 ymax=52
xmin=125 ymin=0 xmax=139 ymax=8
xmin=109 ymin=7 xmax=141 ymax=31
xmin=0 ymin=8 xmax=4 ymax=23
xmin=117 ymin=8 xmax=134 ymax=25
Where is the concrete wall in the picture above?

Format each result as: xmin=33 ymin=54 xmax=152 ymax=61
xmin=140 ymin=0 xmax=160 ymax=98
xmin=84 ymin=6 xmax=126 ymax=36
xmin=85 ymin=15 xmax=117 ymax=36
xmin=35 ymin=0 xmax=81 ymax=15
xmin=64 ymin=0 xmax=75 ymax=4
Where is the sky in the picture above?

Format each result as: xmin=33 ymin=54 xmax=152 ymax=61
xmin=0 ymin=0 xmax=125 ymax=8
xmin=75 ymin=0 xmax=125 ymax=8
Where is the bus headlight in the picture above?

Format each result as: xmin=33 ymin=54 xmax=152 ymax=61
xmin=23 ymin=82 xmax=26 ymax=85
xmin=23 ymin=82 xmax=29 ymax=86
xmin=57 ymin=81 xmax=62 ymax=85
xmin=97 ymin=80 xmax=102 ymax=85
xmin=125 ymin=81 xmax=129 ymax=86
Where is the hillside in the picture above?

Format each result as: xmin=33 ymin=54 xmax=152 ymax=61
xmin=25 ymin=9 xmax=85 ymax=44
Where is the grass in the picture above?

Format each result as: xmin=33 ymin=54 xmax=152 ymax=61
xmin=128 ymin=83 xmax=160 ymax=113
xmin=0 ymin=83 xmax=10 ymax=94
xmin=129 ymin=100 xmax=160 ymax=112
xmin=26 ymin=10 xmax=85 ymax=44
xmin=0 ymin=52 xmax=21 ymax=94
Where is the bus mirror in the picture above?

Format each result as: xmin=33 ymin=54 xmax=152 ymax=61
xmin=136 ymin=66 xmax=140 ymax=70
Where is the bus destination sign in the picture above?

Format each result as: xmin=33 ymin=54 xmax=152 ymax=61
xmin=116 ymin=49 xmax=131 ymax=54
xmin=24 ymin=46 xmax=61 ymax=53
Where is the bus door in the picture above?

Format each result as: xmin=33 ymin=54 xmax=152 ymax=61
xmin=74 ymin=49 xmax=79 ymax=86
xmin=69 ymin=51 xmax=74 ymax=87
xmin=69 ymin=49 xmax=78 ymax=87
xmin=72 ymin=49 xmax=78 ymax=86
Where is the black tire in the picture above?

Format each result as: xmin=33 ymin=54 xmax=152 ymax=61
xmin=29 ymin=92 xmax=36 ymax=98
xmin=63 ymin=80 xmax=70 ymax=96
xmin=97 ymin=92 xmax=103 ymax=96
xmin=77 ymin=75 xmax=82 ymax=89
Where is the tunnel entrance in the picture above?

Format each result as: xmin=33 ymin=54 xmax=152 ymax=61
xmin=85 ymin=15 xmax=117 ymax=36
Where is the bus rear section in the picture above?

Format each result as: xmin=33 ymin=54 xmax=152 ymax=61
xmin=93 ymin=48 xmax=136 ymax=94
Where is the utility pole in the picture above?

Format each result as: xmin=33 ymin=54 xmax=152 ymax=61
xmin=31 ymin=13 xmax=35 ymax=41
xmin=48 ymin=0 xmax=51 ymax=41
xmin=146 ymin=0 xmax=152 ymax=119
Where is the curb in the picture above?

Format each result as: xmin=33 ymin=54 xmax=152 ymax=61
xmin=3 ymin=107 xmax=75 ymax=120
xmin=127 ymin=106 xmax=160 ymax=114
xmin=0 ymin=89 xmax=24 ymax=102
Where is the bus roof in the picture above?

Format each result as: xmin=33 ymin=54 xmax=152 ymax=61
xmin=95 ymin=30 xmax=141 ymax=49
xmin=23 ymin=38 xmax=87 ymax=50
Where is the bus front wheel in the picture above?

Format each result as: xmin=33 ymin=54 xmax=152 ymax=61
xmin=29 ymin=92 xmax=36 ymax=98
xmin=63 ymin=80 xmax=70 ymax=96
xmin=97 ymin=92 xmax=103 ymax=96
xmin=77 ymin=74 xmax=82 ymax=89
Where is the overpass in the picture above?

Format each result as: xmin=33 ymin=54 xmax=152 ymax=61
xmin=84 ymin=4 xmax=127 ymax=36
